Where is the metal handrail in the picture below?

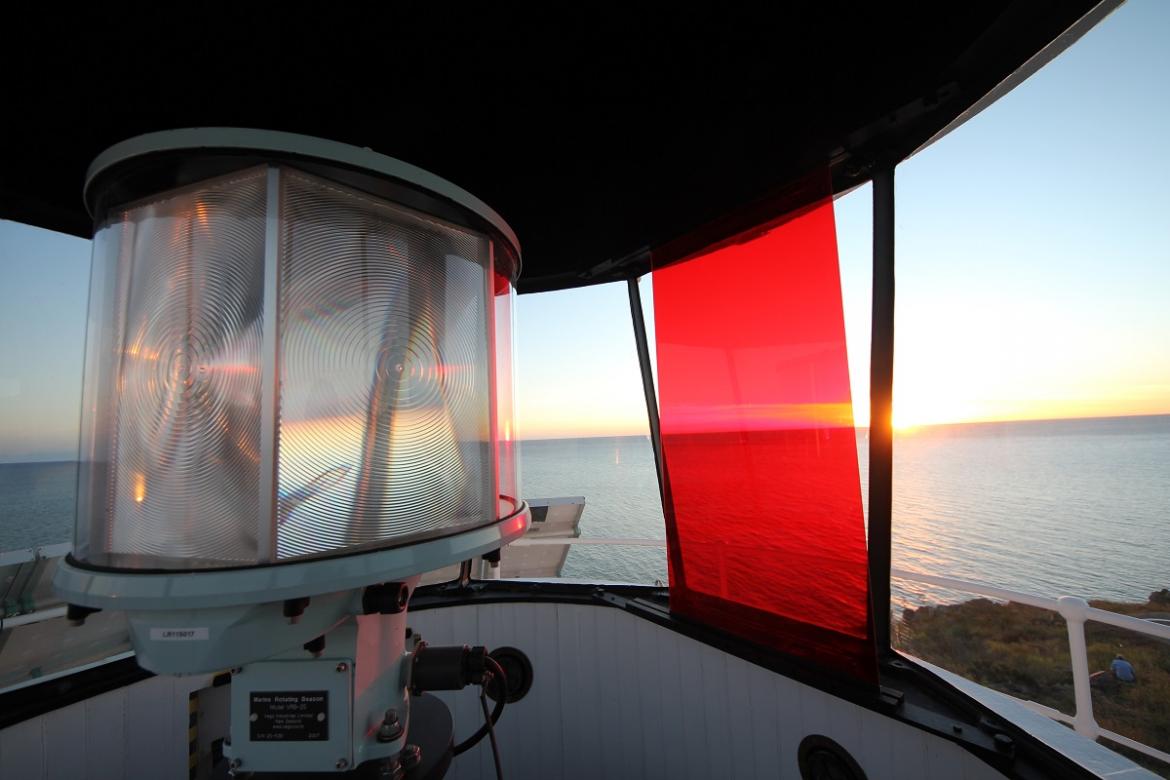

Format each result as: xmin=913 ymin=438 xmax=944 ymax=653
xmin=511 ymin=536 xmax=665 ymax=547
xmin=890 ymin=567 xmax=1170 ymax=766
xmin=0 ymin=541 xmax=72 ymax=567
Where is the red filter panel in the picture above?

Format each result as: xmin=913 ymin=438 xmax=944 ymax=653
xmin=653 ymin=197 xmax=875 ymax=684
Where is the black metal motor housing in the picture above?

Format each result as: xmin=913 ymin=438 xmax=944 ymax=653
xmin=411 ymin=644 xmax=490 ymax=693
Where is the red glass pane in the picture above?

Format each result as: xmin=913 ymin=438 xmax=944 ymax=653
xmin=492 ymin=268 xmax=519 ymax=517
xmin=653 ymin=198 xmax=875 ymax=684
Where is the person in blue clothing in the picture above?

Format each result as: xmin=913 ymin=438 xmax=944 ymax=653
xmin=1111 ymin=654 xmax=1137 ymax=683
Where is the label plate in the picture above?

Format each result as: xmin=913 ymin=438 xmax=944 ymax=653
xmin=249 ymin=691 xmax=329 ymax=741
xmin=149 ymin=627 xmax=209 ymax=641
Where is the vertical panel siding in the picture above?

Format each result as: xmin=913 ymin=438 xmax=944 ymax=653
xmin=675 ymin=622 xmax=707 ymax=777
xmin=557 ymin=602 xmax=589 ymax=780
xmin=531 ymin=604 xmax=563 ymax=780
xmin=725 ymin=649 xmax=755 ymax=780
xmin=614 ymin=608 xmax=645 ymax=779
xmin=633 ymin=618 xmax=667 ymax=780
xmin=699 ymin=643 xmax=732 ymax=779
xmin=125 ymin=675 xmax=173 ymax=778
xmin=43 ymin=703 xmax=87 ymax=778
xmin=746 ymin=661 xmax=784 ymax=777
xmin=655 ymin=613 xmax=687 ymax=780
xmin=84 ymin=687 xmax=126 ymax=778
xmin=858 ymin=691 xmax=896 ymax=775
xmin=410 ymin=601 xmax=1009 ymax=780
xmin=3 ymin=602 xmax=1012 ymax=780
xmin=0 ymin=717 xmax=45 ymax=778
xmin=0 ymin=671 xmax=203 ymax=780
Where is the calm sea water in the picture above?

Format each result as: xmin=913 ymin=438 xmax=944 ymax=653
xmin=0 ymin=461 xmax=77 ymax=552
xmin=887 ymin=415 xmax=1170 ymax=610
xmin=3 ymin=415 xmax=1167 ymax=611
xmin=525 ymin=416 xmax=1170 ymax=610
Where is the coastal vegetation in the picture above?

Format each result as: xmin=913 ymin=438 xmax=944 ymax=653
xmin=896 ymin=590 xmax=1170 ymax=777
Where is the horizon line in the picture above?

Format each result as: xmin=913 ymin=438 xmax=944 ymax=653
xmin=519 ymin=410 xmax=1170 ymax=441
xmin=4 ymin=411 xmax=1167 ymax=463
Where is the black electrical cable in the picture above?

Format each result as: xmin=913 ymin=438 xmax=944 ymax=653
xmin=451 ymin=655 xmax=508 ymax=756
xmin=451 ymin=691 xmax=504 ymax=755
xmin=480 ymin=685 xmax=504 ymax=780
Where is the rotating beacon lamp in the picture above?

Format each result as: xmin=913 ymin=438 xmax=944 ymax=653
xmin=54 ymin=129 xmax=529 ymax=775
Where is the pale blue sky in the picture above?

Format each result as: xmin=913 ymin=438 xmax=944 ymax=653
xmin=887 ymin=0 xmax=1169 ymax=426
xmin=518 ymin=0 xmax=1170 ymax=434
xmin=1 ymin=0 xmax=1167 ymax=458
xmin=0 ymin=224 xmax=90 ymax=461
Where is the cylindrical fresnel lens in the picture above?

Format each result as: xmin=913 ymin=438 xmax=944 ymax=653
xmin=74 ymin=145 xmax=519 ymax=572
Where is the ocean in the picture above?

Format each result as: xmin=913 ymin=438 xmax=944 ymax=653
xmin=0 ymin=461 xmax=78 ymax=553
xmin=3 ymin=415 xmax=1167 ymax=612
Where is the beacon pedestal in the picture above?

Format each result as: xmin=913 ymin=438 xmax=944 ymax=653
xmin=224 ymin=603 xmax=415 ymax=774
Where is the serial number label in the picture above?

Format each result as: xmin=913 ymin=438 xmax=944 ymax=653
xmin=149 ymin=627 xmax=209 ymax=641
xmin=249 ymin=691 xmax=328 ymax=741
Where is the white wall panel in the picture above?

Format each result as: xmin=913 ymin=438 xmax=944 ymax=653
xmin=0 ymin=601 xmax=1053 ymax=780
xmin=0 ymin=670 xmax=209 ymax=780
xmin=124 ymin=674 xmax=173 ymax=778
xmin=42 ymin=703 xmax=86 ymax=779
xmin=83 ymin=687 xmax=125 ymax=778
xmin=633 ymin=618 xmax=667 ymax=780
xmin=409 ymin=601 xmax=1011 ymax=780
xmin=654 ymin=613 xmax=687 ymax=780
xmin=1 ymin=716 xmax=45 ymax=778
xmin=557 ymin=600 xmax=590 ymax=780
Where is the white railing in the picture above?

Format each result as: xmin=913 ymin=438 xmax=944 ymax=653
xmin=890 ymin=567 xmax=1170 ymax=767
xmin=0 ymin=541 xmax=72 ymax=567
xmin=511 ymin=536 xmax=666 ymax=547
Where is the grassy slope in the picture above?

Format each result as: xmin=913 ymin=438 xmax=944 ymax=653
xmin=895 ymin=590 xmax=1170 ymax=777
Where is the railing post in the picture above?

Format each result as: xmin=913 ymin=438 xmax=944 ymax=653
xmin=1057 ymin=596 xmax=1100 ymax=739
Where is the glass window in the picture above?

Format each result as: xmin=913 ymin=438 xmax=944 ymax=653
xmin=499 ymin=171 xmax=873 ymax=589
xmin=512 ymin=281 xmax=667 ymax=584
xmin=0 ymin=221 xmax=91 ymax=552
xmin=0 ymin=220 xmax=122 ymax=695
xmin=836 ymin=183 xmax=874 ymax=522
xmin=888 ymin=1 xmax=1170 ymax=771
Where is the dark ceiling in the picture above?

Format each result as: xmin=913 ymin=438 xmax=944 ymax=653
xmin=1 ymin=3 xmax=1103 ymax=292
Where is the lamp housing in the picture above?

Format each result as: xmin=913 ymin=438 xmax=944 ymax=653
xmin=54 ymin=129 xmax=528 ymax=672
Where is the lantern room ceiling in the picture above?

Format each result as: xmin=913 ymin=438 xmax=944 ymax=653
xmin=1 ymin=2 xmax=1108 ymax=292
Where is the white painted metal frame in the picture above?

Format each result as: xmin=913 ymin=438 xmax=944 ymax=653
xmin=0 ymin=542 xmax=71 ymax=568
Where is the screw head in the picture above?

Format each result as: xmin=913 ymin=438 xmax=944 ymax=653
xmin=377 ymin=709 xmax=405 ymax=743
xmin=336 ymin=757 xmax=350 ymax=769
xmin=400 ymin=744 xmax=422 ymax=770
xmin=336 ymin=662 xmax=349 ymax=673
